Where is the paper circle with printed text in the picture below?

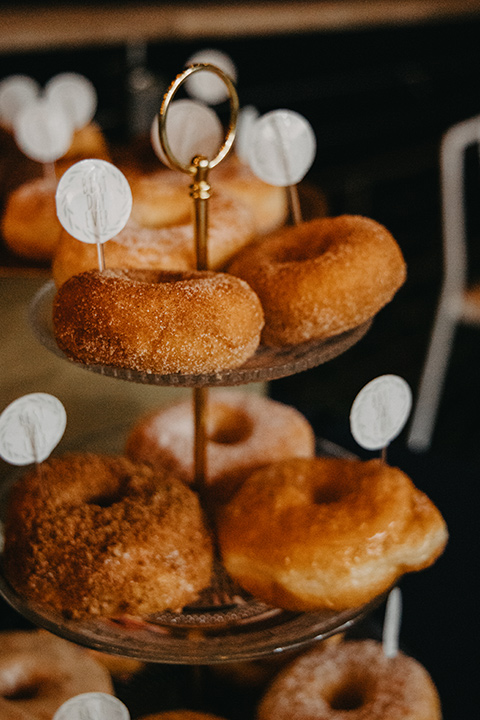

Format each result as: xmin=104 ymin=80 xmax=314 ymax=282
xmin=52 ymin=693 xmax=130 ymax=720
xmin=0 ymin=393 xmax=66 ymax=465
xmin=350 ymin=374 xmax=412 ymax=451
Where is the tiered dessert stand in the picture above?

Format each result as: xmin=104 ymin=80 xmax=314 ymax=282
xmin=0 ymin=65 xmax=388 ymax=669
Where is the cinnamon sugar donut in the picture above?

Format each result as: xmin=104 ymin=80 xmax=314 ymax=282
xmin=125 ymin=390 xmax=315 ymax=504
xmin=228 ymin=215 xmax=407 ymax=346
xmin=2 ymin=453 xmax=213 ymax=618
xmin=1 ymin=176 xmax=61 ymax=261
xmin=52 ymin=190 xmax=256 ymax=288
xmin=257 ymin=639 xmax=442 ymax=720
xmin=217 ymin=457 xmax=447 ymax=612
xmin=0 ymin=629 xmax=113 ymax=720
xmin=52 ymin=268 xmax=264 ymax=375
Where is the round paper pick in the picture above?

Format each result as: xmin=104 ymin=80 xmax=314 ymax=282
xmin=45 ymin=72 xmax=97 ymax=129
xmin=152 ymin=98 xmax=223 ymax=166
xmin=0 ymin=74 xmax=40 ymax=129
xmin=56 ymin=159 xmax=132 ymax=245
xmin=350 ymin=374 xmax=412 ymax=451
xmin=235 ymin=105 xmax=260 ymax=163
xmin=184 ymin=49 xmax=237 ymax=105
xmin=0 ymin=393 xmax=66 ymax=465
xmin=14 ymin=97 xmax=73 ymax=163
xmin=247 ymin=109 xmax=316 ymax=186
xmin=53 ymin=693 xmax=130 ymax=720
xmin=382 ymin=587 xmax=402 ymax=658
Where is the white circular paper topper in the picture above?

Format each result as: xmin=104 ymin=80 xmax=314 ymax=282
xmin=14 ymin=97 xmax=73 ymax=163
xmin=184 ymin=49 xmax=237 ymax=105
xmin=248 ymin=109 xmax=316 ymax=187
xmin=350 ymin=374 xmax=412 ymax=451
xmin=56 ymin=159 xmax=132 ymax=245
xmin=53 ymin=693 xmax=130 ymax=720
xmin=0 ymin=74 xmax=40 ymax=129
xmin=45 ymin=72 xmax=97 ymax=129
xmin=152 ymin=98 xmax=223 ymax=167
xmin=0 ymin=393 xmax=66 ymax=465
xmin=235 ymin=105 xmax=260 ymax=164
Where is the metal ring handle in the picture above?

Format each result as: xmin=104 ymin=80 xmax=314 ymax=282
xmin=158 ymin=63 xmax=239 ymax=174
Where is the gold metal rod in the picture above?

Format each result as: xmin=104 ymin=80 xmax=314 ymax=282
xmin=287 ymin=184 xmax=303 ymax=226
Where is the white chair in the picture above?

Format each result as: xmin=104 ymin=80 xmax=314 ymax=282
xmin=408 ymin=114 xmax=480 ymax=452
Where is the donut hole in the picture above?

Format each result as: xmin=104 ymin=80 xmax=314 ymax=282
xmin=207 ymin=405 xmax=253 ymax=445
xmin=313 ymin=485 xmax=345 ymax=505
xmin=3 ymin=680 xmax=41 ymax=700
xmin=328 ymin=680 xmax=367 ymax=711
xmin=86 ymin=474 xmax=130 ymax=508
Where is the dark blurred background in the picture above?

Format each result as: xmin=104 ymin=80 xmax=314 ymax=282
xmin=1 ymin=3 xmax=480 ymax=718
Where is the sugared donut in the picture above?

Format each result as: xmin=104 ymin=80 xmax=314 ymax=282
xmin=0 ymin=629 xmax=113 ymax=720
xmin=2 ymin=453 xmax=213 ymax=618
xmin=52 ymin=268 xmax=264 ymax=375
xmin=217 ymin=457 xmax=448 ymax=612
xmin=125 ymin=156 xmax=288 ymax=236
xmin=257 ymin=639 xmax=442 ymax=720
xmin=1 ymin=176 xmax=61 ymax=261
xmin=228 ymin=215 xmax=407 ymax=346
xmin=125 ymin=389 xmax=315 ymax=505
xmin=52 ymin=190 xmax=256 ymax=288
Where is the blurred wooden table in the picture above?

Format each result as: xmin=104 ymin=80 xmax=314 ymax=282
xmin=2 ymin=1 xmax=480 ymax=53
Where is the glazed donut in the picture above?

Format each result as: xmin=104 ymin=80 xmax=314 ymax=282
xmin=52 ymin=190 xmax=256 ymax=288
xmin=1 ymin=176 xmax=62 ymax=261
xmin=52 ymin=268 xmax=264 ymax=375
xmin=257 ymin=639 xmax=442 ymax=720
xmin=228 ymin=215 xmax=407 ymax=346
xmin=2 ymin=453 xmax=213 ymax=618
xmin=0 ymin=629 xmax=113 ymax=720
xmin=125 ymin=389 xmax=315 ymax=504
xmin=217 ymin=457 xmax=448 ymax=612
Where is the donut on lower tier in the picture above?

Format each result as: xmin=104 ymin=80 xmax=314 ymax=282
xmin=228 ymin=215 xmax=407 ymax=346
xmin=138 ymin=713 xmax=227 ymax=720
xmin=1 ymin=176 xmax=62 ymax=261
xmin=2 ymin=454 xmax=214 ymax=618
xmin=125 ymin=389 xmax=316 ymax=505
xmin=52 ymin=268 xmax=264 ymax=375
xmin=0 ymin=629 xmax=113 ymax=720
xmin=216 ymin=457 xmax=448 ymax=612
xmin=52 ymin=190 xmax=257 ymax=288
xmin=257 ymin=639 xmax=442 ymax=720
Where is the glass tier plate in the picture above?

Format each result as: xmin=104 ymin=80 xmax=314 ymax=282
xmin=29 ymin=280 xmax=373 ymax=387
xmin=0 ymin=438 xmax=386 ymax=664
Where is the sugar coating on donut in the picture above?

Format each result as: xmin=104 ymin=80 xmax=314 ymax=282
xmin=257 ymin=639 xmax=442 ymax=720
xmin=126 ymin=390 xmax=315 ymax=504
xmin=228 ymin=215 xmax=407 ymax=345
xmin=217 ymin=457 xmax=448 ymax=611
xmin=53 ymin=268 xmax=264 ymax=375
xmin=2 ymin=453 xmax=214 ymax=618
xmin=0 ymin=629 xmax=113 ymax=720
xmin=1 ymin=176 xmax=62 ymax=261
xmin=52 ymin=190 xmax=257 ymax=288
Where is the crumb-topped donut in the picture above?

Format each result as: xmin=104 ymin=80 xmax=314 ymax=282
xmin=1 ymin=176 xmax=62 ymax=261
xmin=217 ymin=457 xmax=447 ymax=611
xmin=257 ymin=639 xmax=442 ymax=720
xmin=52 ymin=190 xmax=256 ymax=288
xmin=2 ymin=454 xmax=213 ymax=618
xmin=228 ymin=215 xmax=407 ymax=346
xmin=52 ymin=268 xmax=264 ymax=375
xmin=125 ymin=390 xmax=315 ymax=505
xmin=0 ymin=629 xmax=113 ymax=720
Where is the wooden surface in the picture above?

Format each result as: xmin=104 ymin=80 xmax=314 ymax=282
xmin=2 ymin=1 xmax=480 ymax=53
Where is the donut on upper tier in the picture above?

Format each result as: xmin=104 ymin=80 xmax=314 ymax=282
xmin=228 ymin=214 xmax=407 ymax=346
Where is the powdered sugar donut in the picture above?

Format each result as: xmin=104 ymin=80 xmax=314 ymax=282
xmin=125 ymin=390 xmax=315 ymax=504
